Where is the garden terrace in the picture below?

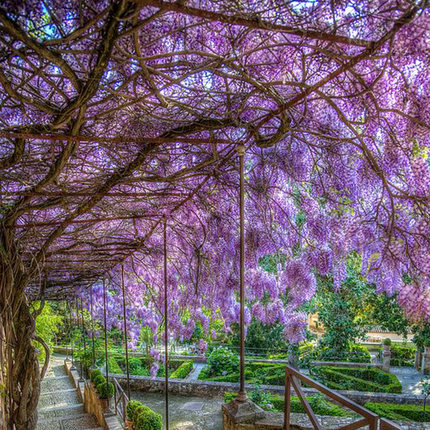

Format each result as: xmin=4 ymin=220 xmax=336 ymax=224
xmin=1 ymin=1 xmax=430 ymax=430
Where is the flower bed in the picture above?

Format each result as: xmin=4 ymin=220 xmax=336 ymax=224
xmin=311 ymin=366 xmax=402 ymax=393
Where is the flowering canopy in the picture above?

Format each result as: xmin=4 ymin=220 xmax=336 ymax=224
xmin=1 ymin=0 xmax=430 ymax=348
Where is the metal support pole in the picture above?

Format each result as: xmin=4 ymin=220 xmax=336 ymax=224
xmin=237 ymin=145 xmax=247 ymax=402
xmin=164 ymin=216 xmax=169 ymax=429
xmin=103 ymin=277 xmax=111 ymax=410
xmin=90 ymin=286 xmax=96 ymax=369
xmin=80 ymin=298 xmax=87 ymax=380
xmin=121 ymin=265 xmax=131 ymax=400
xmin=77 ymin=297 xmax=84 ymax=382
xmin=69 ymin=303 xmax=76 ymax=369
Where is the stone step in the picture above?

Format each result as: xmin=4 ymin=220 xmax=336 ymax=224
xmin=38 ymin=403 xmax=84 ymax=420
xmin=38 ymin=389 xmax=81 ymax=411
xmin=36 ymin=412 xmax=101 ymax=430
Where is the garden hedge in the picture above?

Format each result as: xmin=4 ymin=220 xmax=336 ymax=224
xmin=312 ymin=366 xmax=402 ymax=393
xmin=364 ymin=402 xmax=430 ymax=422
xmin=224 ymin=392 xmax=352 ymax=417
xmin=170 ymin=360 xmax=193 ymax=379
xmin=388 ymin=345 xmax=415 ymax=367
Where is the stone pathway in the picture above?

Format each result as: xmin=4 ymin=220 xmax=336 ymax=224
xmin=130 ymin=391 xmax=224 ymax=430
xmin=185 ymin=362 xmax=205 ymax=381
xmin=37 ymin=355 xmax=102 ymax=430
xmin=391 ymin=366 xmax=425 ymax=395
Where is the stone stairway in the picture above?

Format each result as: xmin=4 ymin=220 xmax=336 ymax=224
xmin=37 ymin=356 xmax=103 ymax=430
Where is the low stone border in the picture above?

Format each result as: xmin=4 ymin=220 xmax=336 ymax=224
xmin=64 ymin=360 xmax=122 ymax=430
xmin=112 ymin=372 xmax=425 ymax=406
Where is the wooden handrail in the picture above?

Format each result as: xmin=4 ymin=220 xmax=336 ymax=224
xmin=379 ymin=418 xmax=403 ymax=430
xmin=113 ymin=377 xmax=129 ymax=424
xmin=283 ymin=366 xmax=379 ymax=430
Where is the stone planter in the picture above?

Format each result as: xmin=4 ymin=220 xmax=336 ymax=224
xmin=84 ymin=381 xmax=112 ymax=426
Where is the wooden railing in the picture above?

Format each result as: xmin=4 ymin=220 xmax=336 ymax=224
xmin=284 ymin=366 xmax=380 ymax=430
xmin=113 ymin=377 xmax=129 ymax=424
xmin=379 ymin=418 xmax=403 ymax=430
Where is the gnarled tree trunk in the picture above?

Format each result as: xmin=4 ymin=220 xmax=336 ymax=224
xmin=0 ymin=227 xmax=41 ymax=430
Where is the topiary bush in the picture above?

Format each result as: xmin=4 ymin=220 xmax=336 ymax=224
xmin=96 ymin=381 xmax=114 ymax=399
xmin=134 ymin=406 xmax=162 ymax=430
xmin=126 ymin=400 xmax=143 ymax=422
xmin=207 ymin=346 xmax=239 ymax=377
xmin=90 ymin=369 xmax=102 ymax=382
xmin=93 ymin=374 xmax=106 ymax=386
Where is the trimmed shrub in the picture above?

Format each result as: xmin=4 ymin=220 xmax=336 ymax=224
xmin=205 ymin=369 xmax=253 ymax=383
xmin=170 ymin=360 xmax=193 ymax=379
xmin=365 ymin=402 xmax=430 ymax=422
xmin=135 ymin=406 xmax=163 ymax=430
xmin=312 ymin=366 xmax=402 ymax=393
xmin=207 ymin=346 xmax=239 ymax=377
xmin=96 ymin=381 xmax=114 ymax=399
xmin=93 ymin=374 xmax=106 ymax=386
xmin=90 ymin=369 xmax=102 ymax=382
xmin=126 ymin=400 xmax=143 ymax=422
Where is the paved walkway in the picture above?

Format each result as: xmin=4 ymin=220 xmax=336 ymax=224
xmin=185 ymin=362 xmax=205 ymax=381
xmin=130 ymin=391 xmax=224 ymax=430
xmin=37 ymin=355 xmax=102 ymax=430
xmin=391 ymin=366 xmax=426 ymax=395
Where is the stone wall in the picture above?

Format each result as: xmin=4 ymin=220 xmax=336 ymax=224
xmin=112 ymin=372 xmax=425 ymax=406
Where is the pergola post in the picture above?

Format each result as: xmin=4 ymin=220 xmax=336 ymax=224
xmin=80 ymin=298 xmax=87 ymax=381
xmin=102 ymin=277 xmax=112 ymax=412
xmin=90 ymin=285 xmax=96 ymax=369
xmin=237 ymin=144 xmax=247 ymax=402
xmin=221 ymin=145 xmax=265 ymax=427
xmin=121 ymin=265 xmax=131 ymax=400
xmin=77 ymin=297 xmax=84 ymax=382
xmin=163 ymin=216 xmax=169 ymax=429
xmin=69 ymin=303 xmax=76 ymax=370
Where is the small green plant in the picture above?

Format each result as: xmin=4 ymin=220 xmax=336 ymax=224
xmin=90 ymin=369 xmax=102 ymax=382
xmin=383 ymin=338 xmax=392 ymax=346
xmin=249 ymin=385 xmax=273 ymax=409
xmin=134 ymin=406 xmax=162 ymax=430
xmin=126 ymin=400 xmax=143 ymax=421
xmin=96 ymin=381 xmax=114 ymax=399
